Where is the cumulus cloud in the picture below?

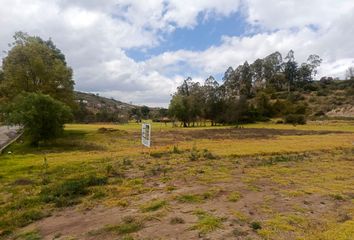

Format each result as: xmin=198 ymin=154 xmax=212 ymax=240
xmin=0 ymin=0 xmax=353 ymax=107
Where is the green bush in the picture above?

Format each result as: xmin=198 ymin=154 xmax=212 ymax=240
xmin=250 ymin=221 xmax=262 ymax=230
xmin=284 ymin=114 xmax=306 ymax=125
xmin=3 ymin=93 xmax=72 ymax=145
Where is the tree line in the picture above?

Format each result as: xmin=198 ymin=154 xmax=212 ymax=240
xmin=169 ymin=50 xmax=323 ymax=127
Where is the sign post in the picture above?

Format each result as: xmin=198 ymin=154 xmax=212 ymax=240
xmin=141 ymin=123 xmax=151 ymax=147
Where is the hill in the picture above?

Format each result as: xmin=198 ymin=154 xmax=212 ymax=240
xmin=74 ymin=91 xmax=167 ymax=123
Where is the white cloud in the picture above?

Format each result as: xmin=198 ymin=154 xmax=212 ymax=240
xmin=0 ymin=0 xmax=353 ymax=107
xmin=245 ymin=0 xmax=354 ymax=30
xmin=163 ymin=0 xmax=241 ymax=27
xmin=146 ymin=2 xmax=354 ymax=81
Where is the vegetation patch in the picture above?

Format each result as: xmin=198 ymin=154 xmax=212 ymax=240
xmin=227 ymin=191 xmax=242 ymax=202
xmin=105 ymin=216 xmax=143 ymax=235
xmin=14 ymin=230 xmax=41 ymax=240
xmin=40 ymin=175 xmax=108 ymax=207
xmin=140 ymin=199 xmax=167 ymax=212
xmin=192 ymin=211 xmax=223 ymax=233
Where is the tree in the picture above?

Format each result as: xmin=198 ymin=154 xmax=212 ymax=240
xmin=141 ymin=106 xmax=150 ymax=119
xmin=297 ymin=63 xmax=312 ymax=86
xmin=0 ymin=69 xmax=4 ymax=100
xmin=3 ymin=93 xmax=72 ymax=145
xmin=307 ymin=54 xmax=322 ymax=80
xmin=222 ymin=67 xmax=234 ymax=82
xmin=346 ymin=67 xmax=354 ymax=80
xmin=169 ymin=94 xmax=190 ymax=127
xmin=224 ymin=66 xmax=241 ymax=99
xmin=251 ymin=58 xmax=264 ymax=90
xmin=130 ymin=107 xmax=142 ymax=122
xmin=1 ymin=32 xmax=75 ymax=106
xmin=240 ymin=61 xmax=252 ymax=97
xmin=203 ymin=76 xmax=220 ymax=125
xmin=263 ymin=51 xmax=284 ymax=90
xmin=255 ymin=92 xmax=273 ymax=118
xmin=284 ymin=50 xmax=298 ymax=92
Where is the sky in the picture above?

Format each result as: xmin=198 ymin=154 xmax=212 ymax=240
xmin=0 ymin=0 xmax=354 ymax=107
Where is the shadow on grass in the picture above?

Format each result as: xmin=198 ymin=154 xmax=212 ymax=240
xmin=6 ymin=130 xmax=105 ymax=154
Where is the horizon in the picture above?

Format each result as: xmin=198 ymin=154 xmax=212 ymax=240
xmin=1 ymin=0 xmax=354 ymax=107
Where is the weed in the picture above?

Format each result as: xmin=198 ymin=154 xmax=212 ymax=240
xmin=105 ymin=164 xmax=124 ymax=178
xmin=40 ymin=175 xmax=108 ymax=207
xmin=122 ymin=158 xmax=133 ymax=167
xmin=330 ymin=193 xmax=346 ymax=201
xmin=177 ymin=194 xmax=203 ymax=203
xmin=250 ymin=221 xmax=262 ymax=230
xmin=140 ymin=199 xmax=167 ymax=212
xmin=13 ymin=209 xmax=47 ymax=228
xmin=261 ymin=154 xmax=305 ymax=166
xmin=147 ymin=164 xmax=168 ymax=176
xmin=171 ymin=145 xmax=182 ymax=154
xmin=91 ymin=190 xmax=107 ymax=199
xmin=189 ymin=145 xmax=200 ymax=161
xmin=227 ymin=192 xmax=242 ymax=202
xmin=15 ymin=230 xmax=41 ymax=240
xmin=192 ymin=211 xmax=223 ymax=233
xmin=105 ymin=216 xmax=143 ymax=235
xmin=231 ymin=210 xmax=249 ymax=223
xmin=40 ymin=156 xmax=49 ymax=185
xmin=202 ymin=149 xmax=217 ymax=160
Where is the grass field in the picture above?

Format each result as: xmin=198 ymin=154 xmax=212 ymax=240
xmin=0 ymin=121 xmax=353 ymax=240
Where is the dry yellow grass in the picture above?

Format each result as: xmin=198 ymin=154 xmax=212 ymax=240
xmin=1 ymin=120 xmax=353 ymax=239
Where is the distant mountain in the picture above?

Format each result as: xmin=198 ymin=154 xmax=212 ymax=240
xmin=73 ymin=91 xmax=167 ymax=123
xmin=75 ymin=91 xmax=136 ymax=114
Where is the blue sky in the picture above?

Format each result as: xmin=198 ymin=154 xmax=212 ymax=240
xmin=127 ymin=11 xmax=248 ymax=62
xmin=1 ymin=0 xmax=354 ymax=106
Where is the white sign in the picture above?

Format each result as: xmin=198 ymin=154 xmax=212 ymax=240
xmin=141 ymin=123 xmax=151 ymax=147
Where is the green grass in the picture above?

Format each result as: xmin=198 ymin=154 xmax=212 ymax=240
xmin=105 ymin=220 xmax=143 ymax=235
xmin=40 ymin=175 xmax=108 ymax=207
xmin=227 ymin=191 xmax=242 ymax=202
xmin=14 ymin=230 xmax=41 ymax=240
xmin=192 ymin=211 xmax=223 ymax=233
xmin=0 ymin=120 xmax=353 ymax=239
xmin=140 ymin=199 xmax=167 ymax=212
xmin=177 ymin=194 xmax=203 ymax=203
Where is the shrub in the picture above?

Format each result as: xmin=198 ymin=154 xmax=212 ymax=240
xmin=189 ymin=146 xmax=200 ymax=161
xmin=202 ymin=149 xmax=217 ymax=160
xmin=250 ymin=221 xmax=262 ymax=230
xmin=3 ymin=93 xmax=72 ymax=145
xmin=284 ymin=114 xmax=306 ymax=125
